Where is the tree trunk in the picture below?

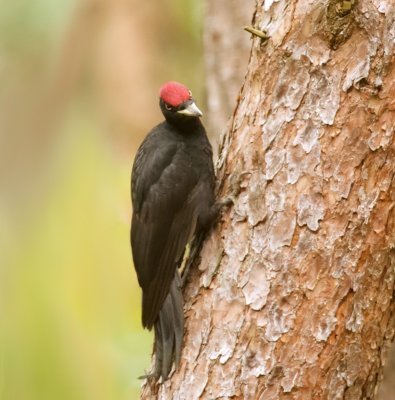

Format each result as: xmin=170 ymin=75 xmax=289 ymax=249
xmin=203 ymin=0 xmax=255 ymax=144
xmin=379 ymin=342 xmax=395 ymax=400
xmin=142 ymin=1 xmax=395 ymax=398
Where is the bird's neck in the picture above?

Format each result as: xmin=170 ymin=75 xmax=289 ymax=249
xmin=166 ymin=117 xmax=204 ymax=134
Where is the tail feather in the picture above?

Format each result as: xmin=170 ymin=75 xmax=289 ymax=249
xmin=171 ymin=273 xmax=184 ymax=367
xmin=153 ymin=272 xmax=184 ymax=380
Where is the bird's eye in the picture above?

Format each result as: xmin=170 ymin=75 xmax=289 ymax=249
xmin=165 ymin=103 xmax=173 ymax=111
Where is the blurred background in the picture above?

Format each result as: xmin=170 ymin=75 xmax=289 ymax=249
xmin=0 ymin=0 xmax=204 ymax=399
xmin=1 ymin=0 xmax=394 ymax=399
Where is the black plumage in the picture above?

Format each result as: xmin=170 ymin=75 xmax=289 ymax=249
xmin=131 ymin=82 xmax=217 ymax=380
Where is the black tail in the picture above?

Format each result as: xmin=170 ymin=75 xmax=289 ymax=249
xmin=152 ymin=272 xmax=184 ymax=380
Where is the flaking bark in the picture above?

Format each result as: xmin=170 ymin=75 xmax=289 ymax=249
xmin=141 ymin=1 xmax=395 ymax=399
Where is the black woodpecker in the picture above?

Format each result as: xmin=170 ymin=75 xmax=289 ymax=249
xmin=131 ymin=81 xmax=218 ymax=380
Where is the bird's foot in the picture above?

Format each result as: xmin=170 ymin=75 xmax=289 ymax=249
xmin=218 ymin=196 xmax=235 ymax=210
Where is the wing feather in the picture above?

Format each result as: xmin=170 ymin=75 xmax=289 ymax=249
xmin=131 ymin=135 xmax=200 ymax=328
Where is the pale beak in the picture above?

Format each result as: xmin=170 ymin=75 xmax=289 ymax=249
xmin=177 ymin=101 xmax=203 ymax=117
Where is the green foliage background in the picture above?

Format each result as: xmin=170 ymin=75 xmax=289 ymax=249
xmin=0 ymin=0 xmax=203 ymax=399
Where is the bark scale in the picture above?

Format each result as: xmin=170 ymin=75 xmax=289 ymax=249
xmin=142 ymin=1 xmax=395 ymax=399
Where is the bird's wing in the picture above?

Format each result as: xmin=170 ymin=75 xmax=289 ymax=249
xmin=131 ymin=140 xmax=199 ymax=329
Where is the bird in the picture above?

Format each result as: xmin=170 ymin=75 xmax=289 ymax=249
xmin=130 ymin=81 xmax=218 ymax=380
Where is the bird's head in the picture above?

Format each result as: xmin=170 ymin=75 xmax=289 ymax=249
xmin=159 ymin=81 xmax=203 ymax=124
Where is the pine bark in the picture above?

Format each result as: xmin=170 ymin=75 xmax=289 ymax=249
xmin=141 ymin=1 xmax=395 ymax=399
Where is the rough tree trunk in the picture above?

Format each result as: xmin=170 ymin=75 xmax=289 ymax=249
xmin=142 ymin=1 xmax=395 ymax=399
